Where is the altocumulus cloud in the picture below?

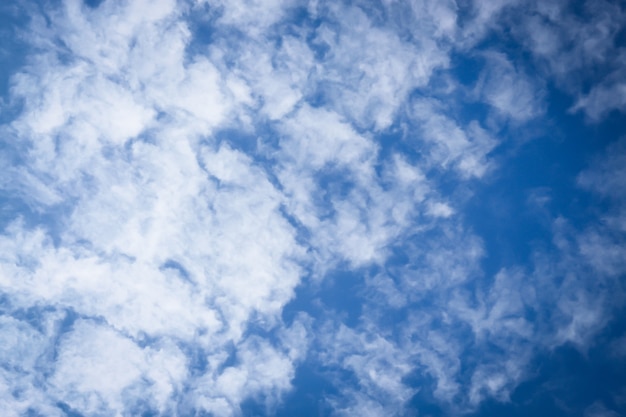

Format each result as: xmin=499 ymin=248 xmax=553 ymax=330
xmin=0 ymin=0 xmax=625 ymax=416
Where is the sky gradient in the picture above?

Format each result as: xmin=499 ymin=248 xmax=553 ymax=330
xmin=0 ymin=0 xmax=625 ymax=416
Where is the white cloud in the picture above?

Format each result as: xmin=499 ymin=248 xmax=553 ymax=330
xmin=49 ymin=319 xmax=187 ymax=415
xmin=512 ymin=0 xmax=626 ymax=121
xmin=306 ymin=223 xmax=487 ymax=412
xmin=411 ymin=98 xmax=497 ymax=177
xmin=475 ymin=52 xmax=544 ymax=122
xmin=308 ymin=3 xmax=450 ymax=130
xmin=316 ymin=148 xmax=626 ymax=411
xmin=576 ymin=137 xmax=626 ymax=270
xmin=0 ymin=1 xmax=309 ymax=415
xmin=317 ymin=323 xmax=417 ymax=417
xmin=275 ymin=104 xmax=438 ymax=269
xmin=459 ymin=0 xmax=520 ymax=46
xmin=585 ymin=401 xmax=621 ymax=417
xmin=1 ymin=0 xmax=624 ymax=416
xmin=572 ymin=78 xmax=626 ymax=122
xmin=205 ymin=0 xmax=292 ymax=36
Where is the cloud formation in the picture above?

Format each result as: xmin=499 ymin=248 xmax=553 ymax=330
xmin=0 ymin=0 xmax=624 ymax=416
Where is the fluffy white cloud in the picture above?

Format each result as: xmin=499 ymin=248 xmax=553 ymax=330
xmin=0 ymin=1 xmax=309 ymax=415
xmin=309 ymin=2 xmax=450 ymax=130
xmin=1 ymin=0 xmax=624 ymax=416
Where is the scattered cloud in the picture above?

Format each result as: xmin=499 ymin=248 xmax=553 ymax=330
xmin=0 ymin=0 xmax=624 ymax=416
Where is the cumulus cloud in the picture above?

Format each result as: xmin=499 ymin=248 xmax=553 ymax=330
xmin=0 ymin=0 xmax=624 ymax=416
xmin=1 ymin=1 xmax=308 ymax=415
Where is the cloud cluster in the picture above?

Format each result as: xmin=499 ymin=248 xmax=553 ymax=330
xmin=2 ymin=1 xmax=308 ymax=415
xmin=0 ymin=0 xmax=624 ymax=416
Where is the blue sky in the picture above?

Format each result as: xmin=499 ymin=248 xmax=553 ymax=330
xmin=0 ymin=0 xmax=625 ymax=416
